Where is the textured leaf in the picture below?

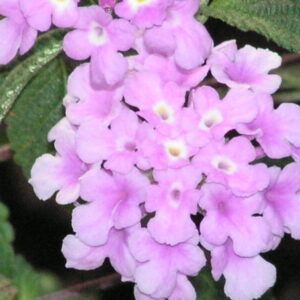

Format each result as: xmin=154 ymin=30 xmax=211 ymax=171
xmin=0 ymin=29 xmax=63 ymax=122
xmin=6 ymin=58 xmax=66 ymax=178
xmin=202 ymin=0 xmax=300 ymax=52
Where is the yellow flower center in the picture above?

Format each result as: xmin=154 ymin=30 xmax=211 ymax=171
xmin=168 ymin=147 xmax=180 ymax=157
xmin=153 ymin=102 xmax=175 ymax=123
xmin=199 ymin=109 xmax=223 ymax=131
xmin=165 ymin=140 xmax=187 ymax=161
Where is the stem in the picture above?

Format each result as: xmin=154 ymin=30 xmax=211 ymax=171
xmin=0 ymin=144 xmax=11 ymax=162
xmin=282 ymin=53 xmax=300 ymax=65
xmin=34 ymin=273 xmax=121 ymax=300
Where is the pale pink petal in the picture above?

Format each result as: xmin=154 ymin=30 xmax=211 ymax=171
xmin=19 ymin=0 xmax=51 ymax=32
xmin=108 ymin=18 xmax=136 ymax=51
xmin=144 ymin=27 xmax=176 ymax=56
xmin=29 ymin=154 xmax=63 ymax=200
xmin=53 ymin=2 xmax=79 ymax=28
xmin=19 ymin=26 xmax=37 ymax=55
xmin=91 ymin=46 xmax=128 ymax=86
xmin=62 ymin=235 xmax=106 ymax=270
xmin=56 ymin=183 xmax=80 ymax=205
xmin=72 ymin=200 xmax=114 ymax=246
xmin=0 ymin=19 xmax=22 ymax=65
xmin=63 ymin=29 xmax=94 ymax=60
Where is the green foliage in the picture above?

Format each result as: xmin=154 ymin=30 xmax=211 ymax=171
xmin=0 ymin=30 xmax=63 ymax=122
xmin=192 ymin=268 xmax=229 ymax=300
xmin=6 ymin=58 xmax=66 ymax=178
xmin=253 ymin=156 xmax=294 ymax=168
xmin=0 ymin=201 xmax=60 ymax=299
xmin=201 ymin=0 xmax=300 ymax=52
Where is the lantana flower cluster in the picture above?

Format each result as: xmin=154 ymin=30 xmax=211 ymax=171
xmin=2 ymin=1 xmax=300 ymax=300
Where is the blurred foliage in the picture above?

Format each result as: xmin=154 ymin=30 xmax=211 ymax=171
xmin=0 ymin=201 xmax=60 ymax=299
xmin=274 ymin=63 xmax=300 ymax=103
xmin=201 ymin=0 xmax=300 ymax=53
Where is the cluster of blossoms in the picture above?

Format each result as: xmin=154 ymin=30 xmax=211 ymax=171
xmin=2 ymin=0 xmax=300 ymax=299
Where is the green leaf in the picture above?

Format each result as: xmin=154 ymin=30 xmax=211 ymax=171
xmin=6 ymin=58 xmax=66 ymax=178
xmin=253 ymin=156 xmax=294 ymax=168
xmin=0 ymin=202 xmax=15 ymax=278
xmin=192 ymin=267 xmax=229 ymax=300
xmin=202 ymin=0 xmax=300 ymax=52
xmin=196 ymin=0 xmax=210 ymax=23
xmin=0 ymin=29 xmax=63 ymax=122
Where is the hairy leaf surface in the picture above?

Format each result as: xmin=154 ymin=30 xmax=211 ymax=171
xmin=0 ymin=30 xmax=63 ymax=122
xmin=202 ymin=0 xmax=300 ymax=52
xmin=6 ymin=58 xmax=66 ymax=179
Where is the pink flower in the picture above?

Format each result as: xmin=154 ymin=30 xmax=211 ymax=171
xmin=115 ymin=0 xmax=174 ymax=29
xmin=145 ymin=165 xmax=203 ymax=245
xmin=63 ymin=63 xmax=122 ymax=126
xmin=72 ymin=167 xmax=149 ymax=246
xmin=128 ymin=228 xmax=205 ymax=299
xmin=76 ymin=107 xmax=143 ymax=172
xmin=98 ymin=0 xmax=116 ymax=12
xmin=237 ymin=94 xmax=300 ymax=158
xmin=144 ymin=2 xmax=213 ymax=70
xmin=263 ymin=163 xmax=300 ymax=240
xmin=0 ymin=0 xmax=37 ymax=64
xmin=20 ymin=0 xmax=80 ymax=31
xmin=193 ymin=137 xmax=270 ymax=196
xmin=132 ymin=54 xmax=209 ymax=91
xmin=199 ymin=183 xmax=271 ymax=256
xmin=181 ymin=86 xmax=258 ymax=147
xmin=62 ymin=228 xmax=137 ymax=278
xmin=124 ymin=71 xmax=185 ymax=136
xmin=134 ymin=274 xmax=196 ymax=300
xmin=63 ymin=5 xmax=135 ymax=86
xmin=139 ymin=128 xmax=199 ymax=170
xmin=29 ymin=118 xmax=88 ymax=204
xmin=208 ymin=40 xmax=282 ymax=94
xmin=210 ymin=241 xmax=276 ymax=300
